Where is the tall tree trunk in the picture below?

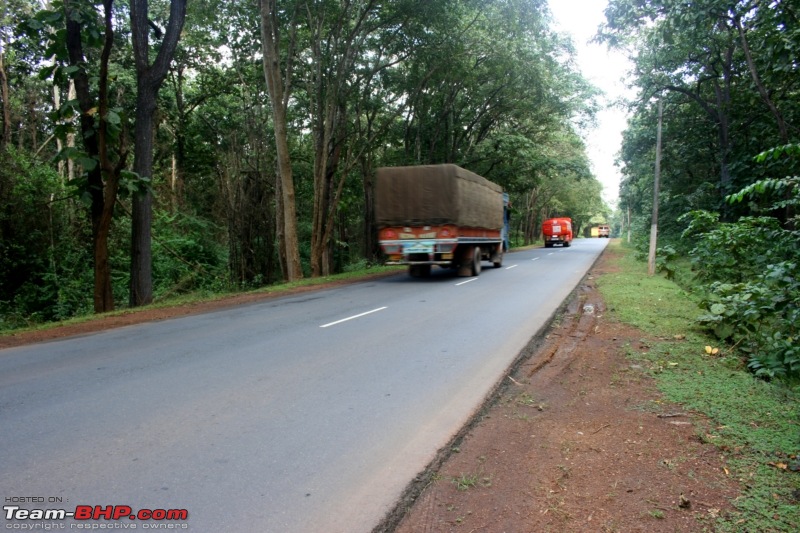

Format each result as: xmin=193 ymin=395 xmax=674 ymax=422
xmin=170 ymin=66 xmax=187 ymax=210
xmin=52 ymin=83 xmax=64 ymax=177
xmin=0 ymin=37 xmax=10 ymax=149
xmin=361 ymin=156 xmax=378 ymax=262
xmin=258 ymin=0 xmax=303 ymax=281
xmin=713 ymin=43 xmax=735 ymax=193
xmin=93 ymin=0 xmax=125 ymax=312
xmin=66 ymin=81 xmax=76 ymax=183
xmin=734 ymin=15 xmax=790 ymax=144
xmin=129 ymin=0 xmax=187 ymax=307
xmin=310 ymin=104 xmax=343 ymax=276
xmin=64 ymin=0 xmax=118 ymax=313
xmin=129 ymin=83 xmax=156 ymax=306
xmin=274 ymin=174 xmax=288 ymax=277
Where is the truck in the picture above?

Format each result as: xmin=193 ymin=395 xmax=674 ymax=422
xmin=597 ymin=224 xmax=610 ymax=238
xmin=375 ymin=164 xmax=509 ymax=277
xmin=542 ymin=217 xmax=573 ymax=247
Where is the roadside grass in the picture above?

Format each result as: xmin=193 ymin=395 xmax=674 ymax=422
xmin=451 ymin=472 xmax=492 ymax=491
xmin=596 ymin=241 xmax=800 ymax=532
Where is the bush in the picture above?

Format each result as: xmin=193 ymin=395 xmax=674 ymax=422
xmin=698 ymin=261 xmax=799 ymax=379
xmin=686 ymin=145 xmax=800 ymax=381
xmin=152 ymin=211 xmax=228 ymax=298
xmin=0 ymin=148 xmax=94 ymax=325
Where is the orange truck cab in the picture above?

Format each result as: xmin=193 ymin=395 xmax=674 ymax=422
xmin=542 ymin=217 xmax=573 ymax=248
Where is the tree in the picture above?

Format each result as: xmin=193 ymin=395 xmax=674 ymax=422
xmin=306 ymin=0 xmax=383 ymax=277
xmin=257 ymin=0 xmax=303 ymax=282
xmin=129 ymin=0 xmax=187 ymax=307
xmin=304 ymin=0 xmax=449 ymax=276
xmin=0 ymin=0 xmax=10 ymax=149
xmin=603 ymin=0 xmax=798 ymax=218
xmin=2 ymin=0 xmax=43 ymax=152
xmin=59 ymin=0 xmax=127 ymax=312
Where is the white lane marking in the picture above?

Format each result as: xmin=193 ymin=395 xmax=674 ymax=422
xmin=547 ymin=253 xmax=554 ymax=256
xmin=531 ymin=257 xmax=540 ymax=261
xmin=320 ymin=307 xmax=387 ymax=328
xmin=455 ymin=278 xmax=478 ymax=286
xmin=505 ymin=264 xmax=518 ymax=270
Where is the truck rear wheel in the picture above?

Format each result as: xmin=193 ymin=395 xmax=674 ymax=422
xmin=472 ymin=246 xmax=482 ymax=276
xmin=492 ymin=249 xmax=503 ymax=268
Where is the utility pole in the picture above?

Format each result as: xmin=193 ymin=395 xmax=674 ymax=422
xmin=627 ymin=205 xmax=631 ymax=244
xmin=648 ymin=98 xmax=663 ymax=275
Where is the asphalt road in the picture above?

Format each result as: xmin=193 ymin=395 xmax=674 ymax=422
xmin=0 ymin=238 xmax=608 ymax=532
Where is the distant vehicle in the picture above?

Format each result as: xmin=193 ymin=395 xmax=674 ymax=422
xmin=375 ymin=164 xmax=509 ymax=277
xmin=597 ymin=224 xmax=610 ymax=238
xmin=542 ymin=217 xmax=573 ymax=248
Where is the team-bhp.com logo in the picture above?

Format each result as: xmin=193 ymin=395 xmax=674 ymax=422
xmin=4 ymin=504 xmax=189 ymax=529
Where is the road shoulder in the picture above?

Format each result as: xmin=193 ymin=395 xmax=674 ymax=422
xmin=387 ymin=247 xmax=738 ymax=532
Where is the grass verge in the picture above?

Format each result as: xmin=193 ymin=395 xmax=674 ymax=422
xmin=597 ymin=241 xmax=799 ymax=532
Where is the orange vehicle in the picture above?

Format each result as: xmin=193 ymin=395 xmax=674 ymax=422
xmin=597 ymin=224 xmax=610 ymax=238
xmin=542 ymin=217 xmax=573 ymax=248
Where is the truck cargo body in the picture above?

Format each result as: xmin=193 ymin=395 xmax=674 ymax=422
xmin=375 ymin=164 xmax=508 ymax=277
xmin=542 ymin=217 xmax=573 ymax=247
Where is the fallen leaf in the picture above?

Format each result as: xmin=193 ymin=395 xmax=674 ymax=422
xmin=767 ymin=462 xmax=788 ymax=470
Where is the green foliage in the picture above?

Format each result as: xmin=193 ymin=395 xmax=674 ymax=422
xmin=695 ymin=261 xmax=799 ymax=380
xmin=599 ymin=242 xmax=800 ymax=532
xmin=607 ymin=0 xmax=800 ymax=250
xmin=680 ymin=212 xmax=789 ymax=284
xmin=342 ymin=259 xmax=371 ymax=273
xmin=451 ymin=473 xmax=479 ymax=491
xmin=0 ymin=147 xmax=131 ymax=329
xmin=654 ymin=244 xmax=678 ymax=279
xmin=678 ymin=149 xmax=800 ymax=380
xmin=151 ymin=211 xmax=228 ymax=298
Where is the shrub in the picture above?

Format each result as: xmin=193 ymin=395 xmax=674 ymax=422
xmin=688 ymin=145 xmax=800 ymax=381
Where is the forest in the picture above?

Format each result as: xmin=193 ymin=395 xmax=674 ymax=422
xmin=603 ymin=0 xmax=799 ymax=380
xmin=1 ymin=0 xmax=797 ymax=380
xmin=0 ymin=0 xmax=605 ymax=323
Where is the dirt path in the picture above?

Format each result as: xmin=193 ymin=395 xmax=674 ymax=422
xmin=387 ymin=248 xmax=738 ymax=532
